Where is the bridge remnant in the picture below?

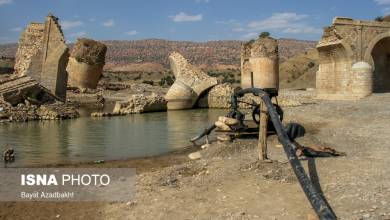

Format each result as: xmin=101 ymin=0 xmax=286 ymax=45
xmin=14 ymin=13 xmax=69 ymax=100
xmin=67 ymin=38 xmax=107 ymax=89
xmin=241 ymin=36 xmax=279 ymax=90
xmin=317 ymin=17 xmax=390 ymax=100
xmin=165 ymin=52 xmax=218 ymax=110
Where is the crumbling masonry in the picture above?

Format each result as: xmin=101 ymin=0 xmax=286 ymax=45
xmin=317 ymin=17 xmax=390 ymax=100
xmin=67 ymin=38 xmax=107 ymax=89
xmin=14 ymin=13 xmax=69 ymax=100
xmin=165 ymin=52 xmax=218 ymax=110
xmin=241 ymin=37 xmax=279 ymax=90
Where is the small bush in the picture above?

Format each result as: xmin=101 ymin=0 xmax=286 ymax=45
xmin=142 ymin=80 xmax=154 ymax=85
xmin=134 ymin=74 xmax=141 ymax=81
xmin=375 ymin=16 xmax=384 ymax=22
xmin=259 ymin=32 xmax=270 ymax=38
xmin=159 ymin=75 xmax=175 ymax=86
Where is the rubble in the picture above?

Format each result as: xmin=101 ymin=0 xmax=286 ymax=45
xmin=113 ymin=93 xmax=167 ymax=114
xmin=197 ymin=83 xmax=306 ymax=109
xmin=90 ymin=112 xmax=117 ymax=117
xmin=0 ymin=102 xmax=79 ymax=123
xmin=67 ymin=38 xmax=107 ymax=89
xmin=197 ymin=83 xmax=237 ymax=108
xmin=0 ymin=76 xmax=58 ymax=106
xmin=36 ymin=103 xmax=80 ymax=120
xmin=165 ymin=52 xmax=218 ymax=110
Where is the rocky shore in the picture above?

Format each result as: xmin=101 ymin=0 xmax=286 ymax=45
xmin=1 ymin=92 xmax=389 ymax=219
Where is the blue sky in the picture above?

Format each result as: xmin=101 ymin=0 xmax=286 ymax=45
xmin=0 ymin=0 xmax=388 ymax=43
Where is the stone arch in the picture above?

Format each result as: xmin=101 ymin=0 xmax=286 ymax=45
xmin=316 ymin=42 xmax=353 ymax=98
xmin=364 ymin=33 xmax=390 ymax=92
xmin=363 ymin=31 xmax=390 ymax=66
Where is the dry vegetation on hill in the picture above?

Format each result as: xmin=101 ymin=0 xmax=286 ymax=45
xmin=280 ymin=49 xmax=319 ymax=89
xmin=0 ymin=38 xmax=316 ymax=69
xmin=0 ymin=38 xmax=318 ymax=88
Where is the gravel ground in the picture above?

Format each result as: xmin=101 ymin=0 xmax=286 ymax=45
xmin=0 ymin=91 xmax=389 ymax=220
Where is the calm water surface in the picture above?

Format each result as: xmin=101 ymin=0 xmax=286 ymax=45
xmin=0 ymin=109 xmax=226 ymax=167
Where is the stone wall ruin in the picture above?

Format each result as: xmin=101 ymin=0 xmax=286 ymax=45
xmin=14 ymin=23 xmax=44 ymax=77
xmin=317 ymin=17 xmax=390 ymax=99
xmin=13 ymin=13 xmax=69 ymax=100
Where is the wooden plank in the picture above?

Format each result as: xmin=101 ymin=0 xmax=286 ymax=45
xmin=258 ymin=99 xmax=268 ymax=160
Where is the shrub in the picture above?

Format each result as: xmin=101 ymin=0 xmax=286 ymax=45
xmin=142 ymin=80 xmax=154 ymax=85
xmin=375 ymin=16 xmax=384 ymax=22
xmin=259 ymin=32 xmax=270 ymax=38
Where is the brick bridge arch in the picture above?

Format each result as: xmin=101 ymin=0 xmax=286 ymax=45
xmin=316 ymin=17 xmax=390 ymax=99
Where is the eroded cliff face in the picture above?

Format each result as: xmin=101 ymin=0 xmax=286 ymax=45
xmin=165 ymin=52 xmax=218 ymax=110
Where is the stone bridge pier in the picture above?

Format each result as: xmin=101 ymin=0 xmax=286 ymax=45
xmin=317 ymin=17 xmax=390 ymax=100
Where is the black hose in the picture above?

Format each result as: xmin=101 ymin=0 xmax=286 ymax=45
xmin=190 ymin=124 xmax=216 ymax=143
xmin=233 ymin=88 xmax=336 ymax=220
xmin=190 ymin=87 xmax=338 ymax=219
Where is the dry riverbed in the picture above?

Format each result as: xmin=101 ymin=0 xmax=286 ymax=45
xmin=0 ymin=91 xmax=389 ymax=220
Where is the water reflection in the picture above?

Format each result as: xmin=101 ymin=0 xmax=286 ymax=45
xmin=0 ymin=109 xmax=225 ymax=167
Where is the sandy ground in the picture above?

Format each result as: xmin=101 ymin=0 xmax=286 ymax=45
xmin=1 ymin=91 xmax=390 ymax=220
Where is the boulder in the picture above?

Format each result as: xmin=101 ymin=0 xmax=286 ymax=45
xmin=215 ymin=121 xmax=231 ymax=131
xmin=218 ymin=116 xmax=239 ymax=126
xmin=188 ymin=151 xmax=202 ymax=160
xmin=165 ymin=52 xmax=218 ymax=110
xmin=113 ymin=93 xmax=167 ymax=114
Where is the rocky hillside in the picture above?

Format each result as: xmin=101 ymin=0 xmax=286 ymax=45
xmin=279 ymin=49 xmax=319 ymax=89
xmin=0 ymin=38 xmax=316 ymax=70
xmin=0 ymin=43 xmax=17 ymax=58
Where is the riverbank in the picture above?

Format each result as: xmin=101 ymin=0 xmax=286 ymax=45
xmin=1 ymin=92 xmax=389 ymax=220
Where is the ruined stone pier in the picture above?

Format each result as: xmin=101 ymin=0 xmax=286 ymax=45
xmin=14 ymin=13 xmax=69 ymax=100
xmin=67 ymin=38 xmax=107 ymax=89
xmin=165 ymin=52 xmax=218 ymax=110
xmin=241 ymin=36 xmax=279 ymax=90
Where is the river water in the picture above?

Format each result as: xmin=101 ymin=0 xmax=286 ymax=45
xmin=0 ymin=109 xmax=226 ymax=167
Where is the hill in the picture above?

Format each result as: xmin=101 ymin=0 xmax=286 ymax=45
xmin=279 ymin=49 xmax=319 ymax=89
xmin=0 ymin=38 xmax=316 ymax=70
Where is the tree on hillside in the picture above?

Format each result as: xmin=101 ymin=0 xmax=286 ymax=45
xmin=375 ymin=16 xmax=384 ymax=22
xmin=259 ymin=32 xmax=270 ymax=38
